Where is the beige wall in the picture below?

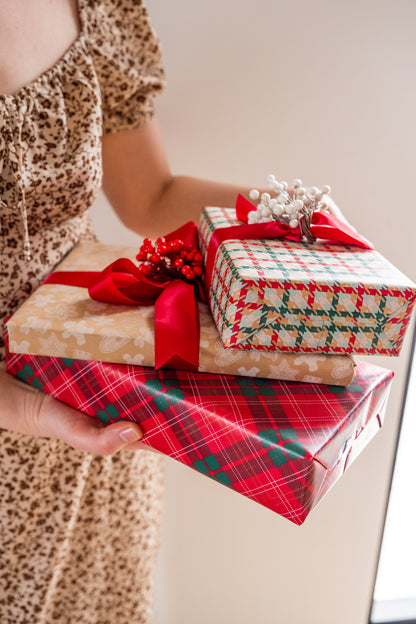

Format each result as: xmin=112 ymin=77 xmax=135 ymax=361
xmin=90 ymin=0 xmax=416 ymax=622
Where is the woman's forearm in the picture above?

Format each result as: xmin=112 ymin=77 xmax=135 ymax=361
xmin=101 ymin=119 xmax=253 ymax=237
xmin=134 ymin=174 xmax=249 ymax=238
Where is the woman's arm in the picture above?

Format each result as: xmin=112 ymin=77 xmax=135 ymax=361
xmin=102 ymin=117 xmax=250 ymax=237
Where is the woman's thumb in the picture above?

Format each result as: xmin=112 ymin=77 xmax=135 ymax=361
xmin=35 ymin=393 xmax=144 ymax=455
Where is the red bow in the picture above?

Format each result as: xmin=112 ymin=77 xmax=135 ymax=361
xmin=44 ymin=223 xmax=200 ymax=371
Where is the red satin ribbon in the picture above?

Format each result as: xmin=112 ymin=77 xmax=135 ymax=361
xmin=154 ymin=280 xmax=199 ymax=370
xmin=203 ymin=194 xmax=374 ymax=294
xmin=44 ymin=222 xmax=200 ymax=371
xmin=45 ymin=259 xmax=167 ymax=305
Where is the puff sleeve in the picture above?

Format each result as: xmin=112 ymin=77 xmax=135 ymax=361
xmin=87 ymin=0 xmax=166 ymax=133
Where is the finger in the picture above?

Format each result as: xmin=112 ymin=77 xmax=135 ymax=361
xmin=38 ymin=394 xmax=144 ymax=455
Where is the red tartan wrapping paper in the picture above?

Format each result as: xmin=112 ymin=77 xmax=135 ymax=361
xmin=5 ymin=333 xmax=393 ymax=525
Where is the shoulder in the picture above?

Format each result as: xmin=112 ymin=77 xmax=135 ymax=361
xmin=81 ymin=0 xmax=165 ymax=133
xmin=81 ymin=0 xmax=154 ymax=30
xmin=81 ymin=0 xmax=161 ymax=60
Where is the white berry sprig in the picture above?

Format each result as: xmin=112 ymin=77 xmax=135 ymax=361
xmin=247 ymin=174 xmax=332 ymax=242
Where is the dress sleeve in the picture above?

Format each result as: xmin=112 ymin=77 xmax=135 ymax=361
xmin=88 ymin=0 xmax=166 ymax=134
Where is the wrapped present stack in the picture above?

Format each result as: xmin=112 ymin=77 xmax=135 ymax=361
xmin=5 ymin=175 xmax=416 ymax=524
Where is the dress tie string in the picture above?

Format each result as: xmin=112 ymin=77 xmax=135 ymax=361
xmin=1 ymin=95 xmax=34 ymax=261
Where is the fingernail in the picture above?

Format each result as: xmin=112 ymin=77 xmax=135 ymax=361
xmin=119 ymin=426 xmax=143 ymax=443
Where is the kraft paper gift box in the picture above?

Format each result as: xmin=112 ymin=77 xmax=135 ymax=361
xmin=5 ymin=242 xmax=356 ymax=386
xmin=199 ymin=207 xmax=416 ymax=356
xmin=5 ymin=331 xmax=393 ymax=525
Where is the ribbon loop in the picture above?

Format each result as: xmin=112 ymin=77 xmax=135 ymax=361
xmin=88 ymin=259 xmax=167 ymax=306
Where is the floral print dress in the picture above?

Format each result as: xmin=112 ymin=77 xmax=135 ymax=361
xmin=0 ymin=1 xmax=166 ymax=622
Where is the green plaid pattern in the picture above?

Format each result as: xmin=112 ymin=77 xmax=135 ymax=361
xmin=199 ymin=208 xmax=416 ymax=355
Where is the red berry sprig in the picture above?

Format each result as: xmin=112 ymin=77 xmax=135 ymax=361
xmin=136 ymin=237 xmax=204 ymax=283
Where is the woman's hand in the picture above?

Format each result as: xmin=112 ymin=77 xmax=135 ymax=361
xmin=0 ymin=369 xmax=146 ymax=455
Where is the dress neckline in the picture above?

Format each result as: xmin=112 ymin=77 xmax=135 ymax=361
xmin=0 ymin=0 xmax=87 ymax=102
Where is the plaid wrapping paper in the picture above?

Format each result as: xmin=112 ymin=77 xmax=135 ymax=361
xmin=5 ymin=329 xmax=393 ymax=525
xmin=199 ymin=207 xmax=416 ymax=355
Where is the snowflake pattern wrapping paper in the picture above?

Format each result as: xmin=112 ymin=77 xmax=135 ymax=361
xmin=199 ymin=207 xmax=416 ymax=355
xmin=5 ymin=333 xmax=393 ymax=525
xmin=5 ymin=243 xmax=356 ymax=385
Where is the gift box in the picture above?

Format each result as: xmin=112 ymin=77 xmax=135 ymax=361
xmin=5 ymin=328 xmax=393 ymax=525
xmin=5 ymin=242 xmax=355 ymax=386
xmin=199 ymin=207 xmax=416 ymax=355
